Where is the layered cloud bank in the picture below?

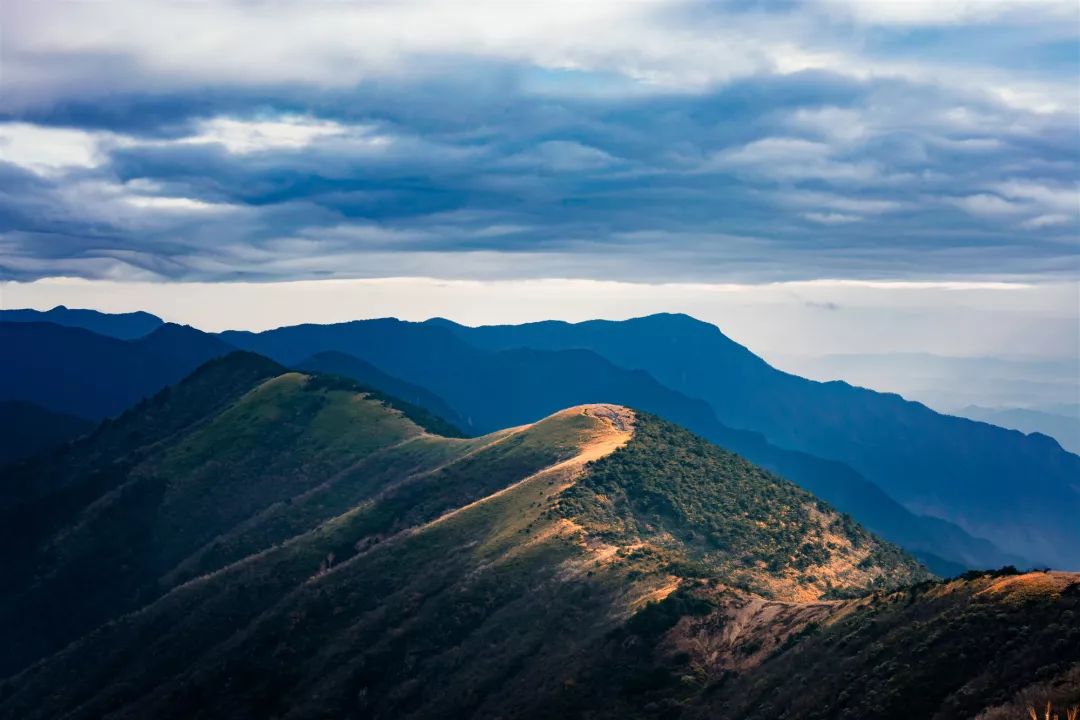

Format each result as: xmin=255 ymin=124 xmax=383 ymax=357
xmin=0 ymin=0 xmax=1077 ymax=284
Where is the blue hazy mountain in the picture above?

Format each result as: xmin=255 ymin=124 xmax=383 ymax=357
xmin=958 ymin=405 xmax=1080 ymax=455
xmin=0 ymin=306 xmax=163 ymax=340
xmin=0 ymin=322 xmax=231 ymax=420
xmin=0 ymin=401 xmax=95 ymax=467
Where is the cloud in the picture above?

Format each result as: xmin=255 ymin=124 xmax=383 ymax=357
xmin=0 ymin=0 xmax=1076 ymax=285
xmin=813 ymin=0 xmax=1076 ymax=27
xmin=0 ymin=123 xmax=107 ymax=174
xmin=176 ymin=116 xmax=355 ymax=154
xmin=1021 ymin=214 xmax=1073 ymax=229
xmin=802 ymin=212 xmax=861 ymax=224
xmin=708 ymin=136 xmax=879 ymax=182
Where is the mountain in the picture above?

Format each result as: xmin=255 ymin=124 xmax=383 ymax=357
xmin=0 ymin=321 xmax=231 ymax=420
xmin=295 ymin=350 xmax=469 ymax=435
xmin=0 ymin=350 xmax=485 ymax=675
xmin=0 ymin=354 xmax=932 ymax=716
xmin=222 ymin=318 xmax=1019 ymax=572
xmin=432 ymin=313 xmax=1080 ymax=569
xmin=0 ymin=305 xmax=163 ymax=339
xmin=2 ymin=356 xmax=1076 ymax=718
xmin=0 ymin=401 xmax=94 ymax=467
xmin=775 ymin=351 xmax=1079 ymax=416
xmin=959 ymin=405 xmax=1080 ymax=455
xmin=3 ymin=353 xmax=1076 ymax=719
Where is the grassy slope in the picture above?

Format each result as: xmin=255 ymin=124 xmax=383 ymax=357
xmin=528 ymin=571 xmax=1080 ymax=720
xmin=708 ymin=570 xmax=1080 ymax=720
xmin=0 ymin=409 xmax=931 ymax=720
xmin=0 ymin=354 xmax=481 ymax=677
xmin=296 ymin=350 xmax=471 ymax=436
xmin=0 ymin=405 xmax=626 ymax=719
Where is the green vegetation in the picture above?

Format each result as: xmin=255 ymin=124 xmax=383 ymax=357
xmin=557 ymin=413 xmax=927 ymax=598
xmin=303 ymin=371 xmax=467 ymax=437
xmin=0 ymin=354 xmax=486 ymax=678
xmin=708 ymin=572 xmax=1080 ymax=720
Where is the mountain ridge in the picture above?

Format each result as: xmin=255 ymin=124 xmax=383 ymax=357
xmin=0 ymin=305 xmax=164 ymax=339
xmin=0 ymin=321 xmax=233 ymax=420
xmin=0 ymin=357 xmax=933 ymax=717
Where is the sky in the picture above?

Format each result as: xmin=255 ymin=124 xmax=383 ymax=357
xmin=0 ymin=0 xmax=1077 ymax=399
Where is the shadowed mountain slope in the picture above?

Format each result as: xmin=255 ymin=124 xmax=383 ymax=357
xmin=0 ymin=322 xmax=232 ymax=420
xmin=0 ymin=401 xmax=94 ymax=467
xmin=431 ymin=313 xmax=1080 ymax=569
xmin=3 ymin=354 xmax=1073 ymax=720
xmin=221 ymin=318 xmax=1019 ymax=572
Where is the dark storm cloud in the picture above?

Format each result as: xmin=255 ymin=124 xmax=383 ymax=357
xmin=0 ymin=0 xmax=1077 ymax=283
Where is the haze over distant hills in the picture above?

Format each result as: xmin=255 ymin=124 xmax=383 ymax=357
xmin=959 ymin=405 xmax=1080 ymax=456
xmin=0 ymin=306 xmax=164 ymax=340
xmin=774 ymin=351 xmax=1079 ymax=414
xmin=0 ymin=321 xmax=229 ymax=420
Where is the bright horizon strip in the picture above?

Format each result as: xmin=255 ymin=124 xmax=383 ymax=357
xmin=1 ymin=276 xmax=1075 ymax=362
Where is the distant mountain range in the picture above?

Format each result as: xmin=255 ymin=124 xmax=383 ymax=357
xmin=0 ymin=321 xmax=229 ymax=420
xmin=0 ymin=305 xmax=163 ymax=340
xmin=2 ymin=307 xmax=1074 ymax=573
xmin=2 ymin=351 xmax=1076 ymax=719
xmin=777 ymin=351 xmax=1079 ymax=419
xmin=958 ymin=404 xmax=1080 ymax=455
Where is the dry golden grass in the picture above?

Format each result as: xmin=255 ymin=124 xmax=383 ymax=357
xmin=1026 ymin=701 xmax=1080 ymax=720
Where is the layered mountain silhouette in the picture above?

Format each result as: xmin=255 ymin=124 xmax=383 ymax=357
xmin=0 ymin=321 xmax=229 ymax=420
xmin=960 ymin=404 xmax=1080 ymax=455
xmin=4 ymin=309 xmax=1070 ymax=572
xmin=0 ymin=305 xmax=163 ymax=339
xmin=2 ymin=353 xmax=1077 ymax=720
